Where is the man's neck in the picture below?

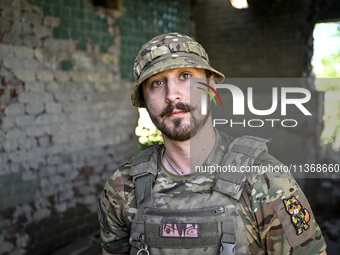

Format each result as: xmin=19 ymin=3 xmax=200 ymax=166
xmin=162 ymin=119 xmax=216 ymax=175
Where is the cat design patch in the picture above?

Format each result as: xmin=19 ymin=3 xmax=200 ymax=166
xmin=283 ymin=196 xmax=310 ymax=235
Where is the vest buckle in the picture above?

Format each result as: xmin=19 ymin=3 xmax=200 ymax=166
xmin=136 ymin=234 xmax=149 ymax=255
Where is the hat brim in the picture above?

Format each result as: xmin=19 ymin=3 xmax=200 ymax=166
xmin=131 ymin=54 xmax=225 ymax=108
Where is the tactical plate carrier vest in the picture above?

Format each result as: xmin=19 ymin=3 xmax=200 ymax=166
xmin=129 ymin=135 xmax=269 ymax=255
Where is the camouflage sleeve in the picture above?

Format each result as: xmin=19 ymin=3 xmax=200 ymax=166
xmin=98 ymin=163 xmax=137 ymax=254
xmin=238 ymin=152 xmax=327 ymax=255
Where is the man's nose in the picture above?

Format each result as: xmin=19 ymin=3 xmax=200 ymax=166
xmin=165 ymin=79 xmax=182 ymax=103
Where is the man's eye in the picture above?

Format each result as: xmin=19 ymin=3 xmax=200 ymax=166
xmin=180 ymin=73 xmax=191 ymax=80
xmin=151 ymin=80 xmax=164 ymax=87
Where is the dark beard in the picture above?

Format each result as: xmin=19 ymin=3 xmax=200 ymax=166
xmin=148 ymin=102 xmax=210 ymax=141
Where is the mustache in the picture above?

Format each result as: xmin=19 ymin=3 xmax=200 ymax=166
xmin=160 ymin=102 xmax=192 ymax=117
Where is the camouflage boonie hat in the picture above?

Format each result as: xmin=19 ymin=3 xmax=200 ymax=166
xmin=131 ymin=32 xmax=225 ymax=108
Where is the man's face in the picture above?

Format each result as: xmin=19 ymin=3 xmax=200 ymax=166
xmin=142 ymin=68 xmax=211 ymax=141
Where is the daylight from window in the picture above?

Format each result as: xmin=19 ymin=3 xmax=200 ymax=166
xmin=313 ymin=22 xmax=340 ymax=151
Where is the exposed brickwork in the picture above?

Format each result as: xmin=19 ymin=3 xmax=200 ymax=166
xmin=33 ymin=0 xmax=115 ymax=52
xmin=0 ymin=0 xmax=140 ymax=254
xmin=0 ymin=0 xmax=192 ymax=253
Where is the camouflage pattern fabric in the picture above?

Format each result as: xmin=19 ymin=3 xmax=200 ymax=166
xmin=98 ymin=131 xmax=327 ymax=254
xmin=131 ymin=32 xmax=224 ymax=108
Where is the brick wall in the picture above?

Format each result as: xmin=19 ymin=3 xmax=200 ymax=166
xmin=0 ymin=0 xmax=139 ymax=254
xmin=0 ymin=0 xmax=190 ymax=254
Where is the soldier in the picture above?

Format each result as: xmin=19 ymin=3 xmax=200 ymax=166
xmin=98 ymin=33 xmax=327 ymax=255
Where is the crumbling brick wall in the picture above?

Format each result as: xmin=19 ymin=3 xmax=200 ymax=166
xmin=0 ymin=0 xmax=190 ymax=254
xmin=0 ymin=0 xmax=139 ymax=254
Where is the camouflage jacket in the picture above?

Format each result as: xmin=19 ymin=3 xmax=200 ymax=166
xmin=98 ymin=131 xmax=327 ymax=254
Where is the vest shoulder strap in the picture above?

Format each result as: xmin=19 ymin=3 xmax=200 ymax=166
xmin=130 ymin=144 xmax=163 ymax=206
xmin=213 ymin=135 xmax=269 ymax=201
